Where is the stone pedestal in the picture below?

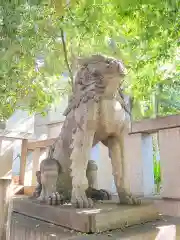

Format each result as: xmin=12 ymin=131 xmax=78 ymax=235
xmin=0 ymin=179 xmax=11 ymax=240
xmin=12 ymin=196 xmax=160 ymax=233
xmin=11 ymin=212 xmax=180 ymax=240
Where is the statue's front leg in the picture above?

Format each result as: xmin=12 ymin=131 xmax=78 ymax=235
xmin=86 ymin=160 xmax=112 ymax=201
xmin=70 ymin=102 xmax=99 ymax=208
xmin=37 ymin=158 xmax=63 ymax=205
xmin=70 ymin=128 xmax=95 ymax=208
xmin=108 ymin=136 xmax=141 ymax=205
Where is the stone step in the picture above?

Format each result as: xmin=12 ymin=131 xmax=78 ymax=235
xmin=11 ymin=212 xmax=180 ymax=240
xmin=12 ymin=196 xmax=160 ymax=233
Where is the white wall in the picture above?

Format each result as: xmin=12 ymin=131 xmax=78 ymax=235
xmin=48 ymin=96 xmax=68 ymax=123
xmin=90 ymin=144 xmax=116 ymax=193
xmin=33 ymin=96 xmax=68 ymax=139
xmin=0 ymin=110 xmax=35 ymax=178
xmin=6 ymin=110 xmax=34 ymax=134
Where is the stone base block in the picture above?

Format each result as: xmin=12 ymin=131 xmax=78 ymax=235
xmin=11 ymin=212 xmax=180 ymax=240
xmin=155 ymin=198 xmax=180 ymax=217
xmin=12 ymin=196 xmax=160 ymax=233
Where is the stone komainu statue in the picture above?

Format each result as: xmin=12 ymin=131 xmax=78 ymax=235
xmin=33 ymin=54 xmax=141 ymax=208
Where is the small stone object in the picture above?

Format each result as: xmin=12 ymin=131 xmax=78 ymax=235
xmin=56 ymin=192 xmax=61 ymax=205
xmin=47 ymin=196 xmax=52 ymax=205
xmin=52 ymin=193 xmax=57 ymax=205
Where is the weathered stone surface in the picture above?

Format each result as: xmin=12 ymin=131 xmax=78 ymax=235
xmin=155 ymin=198 xmax=180 ymax=217
xmin=0 ymin=179 xmax=11 ymax=240
xmin=12 ymin=196 xmax=160 ymax=233
xmin=12 ymin=196 xmax=90 ymax=233
xmin=35 ymin=54 xmax=141 ymax=209
xmin=11 ymin=208 xmax=180 ymax=239
xmin=10 ymin=212 xmax=79 ymax=240
xmin=89 ymin=201 xmax=160 ymax=233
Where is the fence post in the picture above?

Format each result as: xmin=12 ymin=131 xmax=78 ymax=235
xmin=159 ymin=127 xmax=180 ymax=199
xmin=123 ymin=132 xmax=155 ymax=196
xmin=19 ymin=139 xmax=28 ymax=185
xmin=31 ymin=148 xmax=41 ymax=186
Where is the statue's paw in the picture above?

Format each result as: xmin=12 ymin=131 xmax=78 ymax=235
xmin=72 ymin=196 xmax=94 ymax=209
xmin=38 ymin=192 xmax=64 ymax=205
xmin=31 ymin=190 xmax=41 ymax=199
xmin=71 ymin=189 xmax=94 ymax=208
xmin=119 ymin=192 xmax=142 ymax=205
xmin=49 ymin=192 xmax=65 ymax=205
xmin=85 ymin=187 xmax=112 ymax=201
xmin=99 ymin=189 xmax=112 ymax=200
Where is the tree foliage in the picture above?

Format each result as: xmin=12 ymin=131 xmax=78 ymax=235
xmin=0 ymin=0 xmax=179 ymax=120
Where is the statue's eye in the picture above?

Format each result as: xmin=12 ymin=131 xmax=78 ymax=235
xmin=106 ymin=60 xmax=111 ymax=64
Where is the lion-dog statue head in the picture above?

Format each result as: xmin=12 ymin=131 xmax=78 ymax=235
xmin=64 ymin=54 xmax=127 ymax=116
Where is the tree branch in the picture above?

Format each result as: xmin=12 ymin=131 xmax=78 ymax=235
xmin=60 ymin=28 xmax=74 ymax=92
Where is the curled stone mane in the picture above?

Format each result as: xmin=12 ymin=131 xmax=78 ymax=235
xmin=63 ymin=55 xmax=113 ymax=117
